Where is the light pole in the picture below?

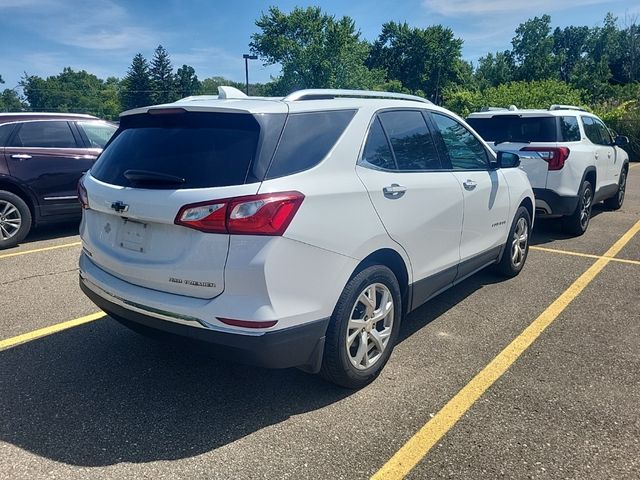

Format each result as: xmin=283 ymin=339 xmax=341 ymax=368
xmin=243 ymin=54 xmax=258 ymax=95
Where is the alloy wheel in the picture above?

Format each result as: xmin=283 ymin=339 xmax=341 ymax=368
xmin=511 ymin=216 xmax=528 ymax=268
xmin=346 ymin=283 xmax=394 ymax=370
xmin=580 ymin=187 xmax=593 ymax=230
xmin=0 ymin=200 xmax=22 ymax=241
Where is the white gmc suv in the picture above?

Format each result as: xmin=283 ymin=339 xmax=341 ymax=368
xmin=78 ymin=87 xmax=534 ymax=388
xmin=467 ymin=106 xmax=630 ymax=235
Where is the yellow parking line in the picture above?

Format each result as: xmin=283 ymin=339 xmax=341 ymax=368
xmin=0 ymin=312 xmax=105 ymax=351
xmin=530 ymin=245 xmax=640 ymax=266
xmin=0 ymin=241 xmax=81 ymax=260
xmin=371 ymin=219 xmax=640 ymax=480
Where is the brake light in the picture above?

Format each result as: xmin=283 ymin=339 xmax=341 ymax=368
xmin=175 ymin=191 xmax=304 ymax=235
xmin=521 ymin=146 xmax=570 ymax=170
xmin=218 ymin=317 xmax=278 ymax=329
xmin=78 ymin=178 xmax=89 ymax=209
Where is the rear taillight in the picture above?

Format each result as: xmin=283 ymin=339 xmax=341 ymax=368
xmin=78 ymin=178 xmax=89 ymax=209
xmin=521 ymin=146 xmax=570 ymax=170
xmin=174 ymin=191 xmax=304 ymax=236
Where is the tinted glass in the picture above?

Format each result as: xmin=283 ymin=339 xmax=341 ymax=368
xmin=91 ymin=112 xmax=261 ymax=189
xmin=560 ymin=116 xmax=581 ymax=141
xmin=593 ymin=118 xmax=612 ymax=145
xmin=432 ymin=113 xmax=488 ymax=170
xmin=378 ymin=111 xmax=440 ymax=170
xmin=11 ymin=121 xmax=77 ymax=148
xmin=581 ymin=116 xmax=606 ymax=145
xmin=77 ymin=121 xmax=117 ymax=148
xmin=361 ymin=117 xmax=395 ymax=170
xmin=266 ymin=110 xmax=355 ymax=179
xmin=467 ymin=115 xmax=558 ymax=142
xmin=0 ymin=123 xmax=15 ymax=147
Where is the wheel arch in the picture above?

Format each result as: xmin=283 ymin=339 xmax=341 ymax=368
xmin=582 ymin=166 xmax=597 ymax=189
xmin=349 ymin=248 xmax=411 ymax=316
xmin=0 ymin=177 xmax=37 ymax=226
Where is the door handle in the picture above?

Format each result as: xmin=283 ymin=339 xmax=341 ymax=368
xmin=10 ymin=154 xmax=32 ymax=160
xmin=595 ymin=152 xmax=599 ymax=159
xmin=463 ymin=179 xmax=477 ymax=191
xmin=383 ymin=184 xmax=407 ymax=199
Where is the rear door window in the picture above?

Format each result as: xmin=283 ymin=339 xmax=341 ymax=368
xmin=560 ymin=116 xmax=581 ymax=141
xmin=360 ymin=117 xmax=396 ymax=170
xmin=0 ymin=123 xmax=16 ymax=147
xmin=378 ymin=110 xmax=441 ymax=171
xmin=265 ymin=110 xmax=355 ymax=179
xmin=77 ymin=121 xmax=117 ymax=148
xmin=431 ymin=113 xmax=489 ymax=170
xmin=9 ymin=121 xmax=78 ymax=148
xmin=91 ymin=112 xmax=262 ymax=189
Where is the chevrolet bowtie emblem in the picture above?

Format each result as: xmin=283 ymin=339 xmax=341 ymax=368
xmin=110 ymin=201 xmax=129 ymax=213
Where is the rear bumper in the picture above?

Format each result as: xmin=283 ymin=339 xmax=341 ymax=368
xmin=80 ymin=275 xmax=329 ymax=372
xmin=533 ymin=188 xmax=578 ymax=217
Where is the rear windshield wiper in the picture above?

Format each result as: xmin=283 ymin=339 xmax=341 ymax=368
xmin=123 ymin=170 xmax=185 ymax=186
xmin=494 ymin=139 xmax=531 ymax=146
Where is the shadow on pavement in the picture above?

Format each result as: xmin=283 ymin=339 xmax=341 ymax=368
xmin=23 ymin=221 xmax=80 ymax=244
xmin=0 ymin=267 xmax=506 ymax=466
xmin=530 ymin=204 xmax=607 ymax=246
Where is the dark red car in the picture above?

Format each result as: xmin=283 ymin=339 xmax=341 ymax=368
xmin=0 ymin=113 xmax=117 ymax=248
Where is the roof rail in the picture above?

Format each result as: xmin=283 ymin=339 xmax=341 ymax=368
xmin=283 ymin=89 xmax=432 ymax=104
xmin=549 ymin=104 xmax=586 ymax=112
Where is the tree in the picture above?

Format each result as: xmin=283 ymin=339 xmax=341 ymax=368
xmin=0 ymin=89 xmax=25 ymax=112
xmin=552 ymin=26 xmax=590 ymax=82
xmin=150 ymin=45 xmax=175 ymax=103
xmin=120 ymin=53 xmax=152 ymax=110
xmin=512 ymin=15 xmax=556 ymax=81
xmin=199 ymin=76 xmax=266 ymax=96
xmin=250 ymin=6 xmax=383 ymax=94
xmin=475 ymin=51 xmax=514 ymax=88
xmin=174 ymin=65 xmax=200 ymax=98
xmin=444 ymin=79 xmax=584 ymax=117
xmin=367 ymin=22 xmax=465 ymax=103
xmin=21 ymin=68 xmax=121 ymax=118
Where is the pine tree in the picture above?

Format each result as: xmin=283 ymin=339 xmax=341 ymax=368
xmin=150 ymin=45 xmax=175 ymax=104
xmin=175 ymin=65 xmax=200 ymax=98
xmin=120 ymin=53 xmax=152 ymax=110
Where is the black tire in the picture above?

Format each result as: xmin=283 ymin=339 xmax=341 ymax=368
xmin=495 ymin=206 xmax=531 ymax=278
xmin=562 ymin=180 xmax=593 ymax=236
xmin=320 ymin=265 xmax=402 ymax=389
xmin=603 ymin=167 xmax=627 ymax=210
xmin=0 ymin=190 xmax=32 ymax=250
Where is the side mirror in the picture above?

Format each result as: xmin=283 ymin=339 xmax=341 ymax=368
xmin=496 ymin=151 xmax=521 ymax=168
xmin=614 ymin=135 xmax=629 ymax=147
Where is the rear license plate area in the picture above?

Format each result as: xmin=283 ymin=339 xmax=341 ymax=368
xmin=117 ymin=219 xmax=149 ymax=253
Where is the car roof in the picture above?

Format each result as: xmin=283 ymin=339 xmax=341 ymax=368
xmin=467 ymin=108 xmax=597 ymax=119
xmin=0 ymin=112 xmax=100 ymax=124
xmin=120 ymin=87 xmax=447 ymax=117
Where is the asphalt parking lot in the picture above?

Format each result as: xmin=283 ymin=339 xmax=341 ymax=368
xmin=1 ymin=164 xmax=639 ymax=480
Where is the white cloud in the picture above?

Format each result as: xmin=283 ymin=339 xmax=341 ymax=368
xmin=3 ymin=0 xmax=156 ymax=52
xmin=423 ymin=0 xmax=623 ymax=16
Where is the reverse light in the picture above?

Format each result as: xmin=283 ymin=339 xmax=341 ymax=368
xmin=78 ymin=178 xmax=89 ymax=209
xmin=174 ymin=191 xmax=304 ymax=236
xmin=521 ymin=146 xmax=570 ymax=171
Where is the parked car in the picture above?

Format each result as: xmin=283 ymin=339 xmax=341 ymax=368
xmin=0 ymin=113 xmax=117 ymax=248
xmin=467 ymin=105 xmax=630 ymax=235
xmin=79 ymin=87 xmax=534 ymax=388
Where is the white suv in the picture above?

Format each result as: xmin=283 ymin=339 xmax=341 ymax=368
xmin=78 ymin=87 xmax=534 ymax=388
xmin=467 ymin=106 xmax=630 ymax=235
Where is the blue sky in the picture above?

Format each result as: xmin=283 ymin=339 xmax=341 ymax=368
xmin=0 ymin=0 xmax=637 ymax=89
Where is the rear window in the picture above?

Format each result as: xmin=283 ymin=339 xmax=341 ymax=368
xmin=467 ymin=115 xmax=558 ymax=143
xmin=560 ymin=116 xmax=581 ymax=141
xmin=91 ymin=112 xmax=263 ymax=189
xmin=265 ymin=110 xmax=355 ymax=179
xmin=77 ymin=121 xmax=117 ymax=148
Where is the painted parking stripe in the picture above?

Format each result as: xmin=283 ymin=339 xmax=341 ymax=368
xmin=530 ymin=245 xmax=640 ymax=266
xmin=0 ymin=312 xmax=105 ymax=351
xmin=371 ymin=219 xmax=640 ymax=480
xmin=0 ymin=241 xmax=81 ymax=260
